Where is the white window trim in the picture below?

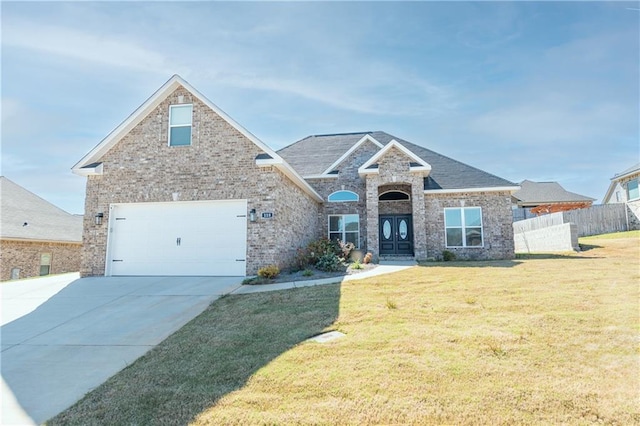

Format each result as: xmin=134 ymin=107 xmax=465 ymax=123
xmin=328 ymin=190 xmax=359 ymax=202
xmin=168 ymin=104 xmax=193 ymax=146
xmin=328 ymin=214 xmax=360 ymax=248
xmin=627 ymin=178 xmax=639 ymax=201
xmin=444 ymin=207 xmax=484 ymax=248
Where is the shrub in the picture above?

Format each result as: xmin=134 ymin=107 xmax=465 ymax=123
xmin=442 ymin=250 xmax=456 ymax=262
xmin=302 ymin=269 xmax=314 ymax=277
xmin=307 ymin=238 xmax=340 ymax=264
xmin=315 ymin=252 xmax=342 ymax=272
xmin=337 ymin=240 xmax=355 ymax=260
xmin=292 ymin=247 xmax=311 ymax=271
xmin=363 ymin=252 xmax=373 ymax=264
xmin=351 ymin=258 xmax=363 ymax=270
xmin=257 ymin=265 xmax=280 ymax=279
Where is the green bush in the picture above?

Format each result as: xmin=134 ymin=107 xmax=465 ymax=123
xmin=257 ymin=265 xmax=280 ymax=279
xmin=315 ymin=252 xmax=342 ymax=272
xmin=442 ymin=250 xmax=456 ymax=262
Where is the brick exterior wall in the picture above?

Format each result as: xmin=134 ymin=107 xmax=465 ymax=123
xmin=306 ymin=142 xmax=515 ymax=261
xmin=0 ymin=240 xmax=81 ymax=281
xmin=424 ymin=191 xmax=515 ymax=260
xmin=81 ymin=85 xmax=319 ymax=276
xmin=306 ymin=139 xmax=380 ymax=250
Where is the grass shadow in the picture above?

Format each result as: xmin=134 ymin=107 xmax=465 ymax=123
xmin=578 ymin=243 xmax=603 ymax=252
xmin=47 ymin=284 xmax=341 ymax=425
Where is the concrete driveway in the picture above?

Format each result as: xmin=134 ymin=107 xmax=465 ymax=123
xmin=1 ymin=273 xmax=242 ymax=425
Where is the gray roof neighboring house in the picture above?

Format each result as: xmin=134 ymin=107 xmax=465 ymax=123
xmin=278 ymin=131 xmax=517 ymax=191
xmin=0 ymin=177 xmax=83 ymax=243
xmin=603 ymin=162 xmax=640 ymax=203
xmin=612 ymin=162 xmax=640 ymax=180
xmin=512 ymin=180 xmax=595 ymax=206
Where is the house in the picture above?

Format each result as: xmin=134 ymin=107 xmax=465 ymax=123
xmin=603 ymin=163 xmax=640 ymax=230
xmin=72 ymin=75 xmax=519 ymax=277
xmin=0 ymin=177 xmax=83 ymax=281
xmin=511 ymin=180 xmax=595 ymax=221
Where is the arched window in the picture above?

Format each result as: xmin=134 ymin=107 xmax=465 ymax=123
xmin=328 ymin=190 xmax=359 ymax=202
xmin=379 ymin=191 xmax=410 ymax=201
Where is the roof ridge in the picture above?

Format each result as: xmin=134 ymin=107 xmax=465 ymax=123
xmin=310 ymin=131 xmax=375 ymax=137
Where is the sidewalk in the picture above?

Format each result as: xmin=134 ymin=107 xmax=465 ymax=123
xmin=232 ymin=261 xmax=415 ymax=295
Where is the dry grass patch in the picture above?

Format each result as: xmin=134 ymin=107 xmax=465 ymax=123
xmin=49 ymin=234 xmax=639 ymax=425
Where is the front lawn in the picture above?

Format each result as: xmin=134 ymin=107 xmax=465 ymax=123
xmin=49 ymin=234 xmax=639 ymax=425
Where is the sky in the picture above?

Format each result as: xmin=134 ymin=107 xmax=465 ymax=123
xmin=1 ymin=1 xmax=639 ymax=214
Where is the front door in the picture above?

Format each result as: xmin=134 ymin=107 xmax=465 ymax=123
xmin=379 ymin=215 xmax=413 ymax=255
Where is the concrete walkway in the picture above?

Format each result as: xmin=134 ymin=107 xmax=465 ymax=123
xmin=1 ymin=263 xmax=414 ymax=425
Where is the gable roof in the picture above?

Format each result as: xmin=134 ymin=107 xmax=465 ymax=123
xmin=278 ymin=131 xmax=518 ymax=191
xmin=358 ymin=139 xmax=431 ymax=176
xmin=72 ymin=75 xmax=322 ymax=202
xmin=512 ymin=180 xmax=595 ymax=205
xmin=603 ymin=162 xmax=640 ymax=203
xmin=0 ymin=177 xmax=83 ymax=243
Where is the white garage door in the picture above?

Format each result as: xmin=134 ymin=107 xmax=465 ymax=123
xmin=106 ymin=200 xmax=247 ymax=276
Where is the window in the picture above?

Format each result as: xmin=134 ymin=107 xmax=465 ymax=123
xmin=628 ymin=178 xmax=639 ymax=201
xmin=444 ymin=207 xmax=483 ymax=247
xmin=169 ymin=104 xmax=192 ymax=146
xmin=40 ymin=253 xmax=52 ymax=276
xmin=329 ymin=214 xmax=359 ymax=247
xmin=328 ymin=190 xmax=358 ymax=202
xmin=379 ymin=191 xmax=410 ymax=201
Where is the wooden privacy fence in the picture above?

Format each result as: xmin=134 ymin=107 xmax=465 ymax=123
xmin=562 ymin=204 xmax=628 ymax=237
xmin=513 ymin=204 xmax=628 ymax=238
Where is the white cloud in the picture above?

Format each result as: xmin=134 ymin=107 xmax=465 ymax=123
xmin=2 ymin=20 xmax=173 ymax=74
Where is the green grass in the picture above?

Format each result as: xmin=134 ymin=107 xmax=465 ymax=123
xmin=580 ymin=229 xmax=640 ymax=240
xmin=49 ymin=235 xmax=640 ymax=425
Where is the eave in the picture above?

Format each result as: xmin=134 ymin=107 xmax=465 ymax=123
xmin=424 ymin=186 xmax=521 ymax=195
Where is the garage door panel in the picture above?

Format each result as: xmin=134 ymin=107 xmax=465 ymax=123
xmin=107 ymin=200 xmax=247 ymax=276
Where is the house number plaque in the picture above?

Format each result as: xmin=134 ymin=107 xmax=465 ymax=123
xmin=261 ymin=212 xmax=274 ymax=219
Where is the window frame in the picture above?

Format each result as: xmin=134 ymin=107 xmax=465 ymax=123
xmin=328 ymin=214 xmax=360 ymax=248
xmin=40 ymin=253 xmax=52 ymax=276
xmin=168 ymin=104 xmax=193 ymax=147
xmin=379 ymin=190 xmax=410 ymax=201
xmin=444 ymin=207 xmax=484 ymax=248
xmin=627 ymin=178 xmax=639 ymax=201
xmin=328 ymin=190 xmax=359 ymax=202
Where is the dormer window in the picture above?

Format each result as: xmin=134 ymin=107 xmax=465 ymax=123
xmin=169 ymin=104 xmax=193 ymax=146
xmin=328 ymin=190 xmax=359 ymax=202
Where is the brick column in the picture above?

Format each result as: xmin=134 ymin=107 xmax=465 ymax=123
xmin=411 ymin=175 xmax=428 ymax=260
xmin=365 ymin=175 xmax=379 ymax=260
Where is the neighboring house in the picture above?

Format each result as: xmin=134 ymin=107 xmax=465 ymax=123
xmin=0 ymin=177 xmax=83 ymax=281
xmin=511 ymin=180 xmax=595 ymax=221
xmin=72 ymin=75 xmax=519 ymax=277
xmin=603 ymin=163 xmax=640 ymax=230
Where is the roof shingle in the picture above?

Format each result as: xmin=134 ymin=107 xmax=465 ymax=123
xmin=278 ymin=131 xmax=517 ymax=190
xmin=0 ymin=177 xmax=83 ymax=242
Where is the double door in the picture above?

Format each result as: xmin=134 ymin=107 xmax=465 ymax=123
xmin=379 ymin=215 xmax=413 ymax=256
